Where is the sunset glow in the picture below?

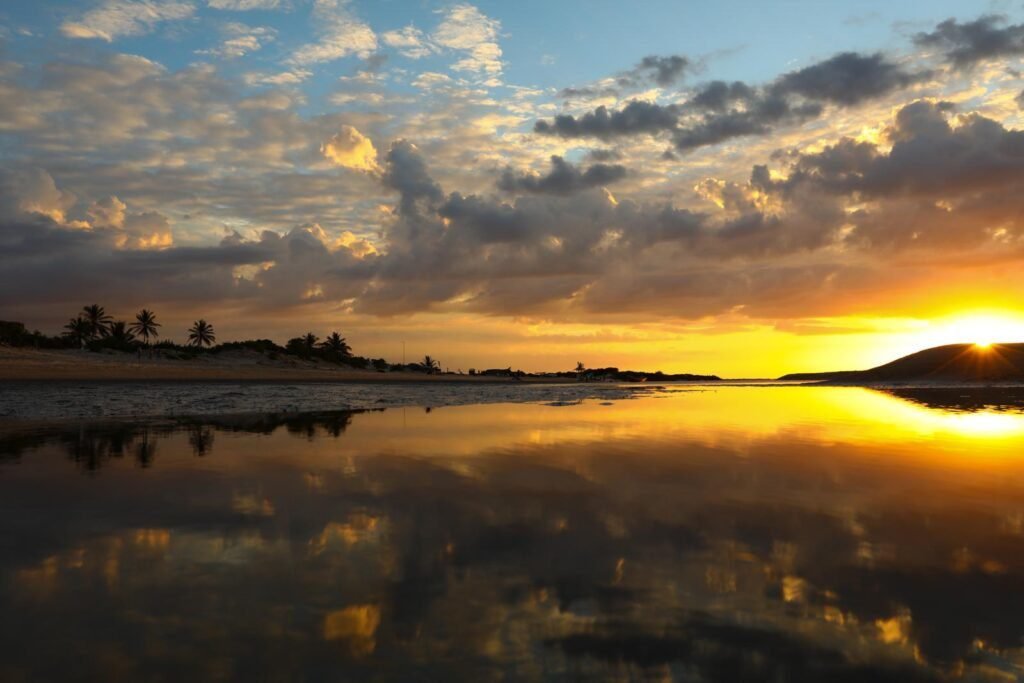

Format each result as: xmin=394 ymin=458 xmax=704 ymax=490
xmin=3 ymin=1 xmax=1024 ymax=376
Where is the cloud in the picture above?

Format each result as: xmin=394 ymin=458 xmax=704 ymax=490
xmin=0 ymin=168 xmax=77 ymax=223
xmin=381 ymin=26 xmax=434 ymax=59
xmin=432 ymin=4 xmax=503 ymax=77
xmin=244 ymin=68 xmax=311 ymax=85
xmin=914 ymin=15 xmax=1024 ymax=68
xmin=536 ymin=52 xmax=921 ymax=153
xmin=197 ymin=23 xmax=275 ymax=59
xmin=60 ymin=0 xmax=195 ymax=41
xmin=290 ymin=0 xmax=377 ymax=64
xmin=631 ymin=55 xmax=692 ymax=87
xmin=497 ymin=156 xmax=627 ymax=196
xmin=208 ymin=0 xmax=280 ymax=9
xmin=772 ymin=52 xmax=921 ymax=106
xmin=321 ymin=125 xmax=382 ymax=173
xmin=534 ymin=101 xmax=680 ymax=140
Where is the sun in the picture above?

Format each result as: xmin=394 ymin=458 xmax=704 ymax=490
xmin=919 ymin=312 xmax=1024 ymax=350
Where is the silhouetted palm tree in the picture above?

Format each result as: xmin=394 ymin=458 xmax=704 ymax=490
xmin=63 ymin=317 xmax=91 ymax=348
xmin=302 ymin=332 xmax=319 ymax=352
xmin=129 ymin=309 xmax=161 ymax=345
xmin=575 ymin=361 xmax=586 ymax=374
xmin=422 ymin=355 xmax=440 ymax=373
xmin=108 ymin=321 xmax=136 ymax=346
xmin=187 ymin=319 xmax=216 ymax=347
xmin=81 ymin=304 xmax=113 ymax=339
xmin=320 ymin=331 xmax=351 ymax=357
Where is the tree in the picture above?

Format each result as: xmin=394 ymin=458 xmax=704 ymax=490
xmin=63 ymin=317 xmax=91 ymax=348
xmin=302 ymin=332 xmax=319 ymax=352
xmin=575 ymin=361 xmax=586 ymax=374
xmin=129 ymin=309 xmax=161 ymax=345
xmin=81 ymin=304 xmax=113 ymax=339
xmin=187 ymin=319 xmax=216 ymax=347
xmin=319 ymin=331 xmax=351 ymax=358
xmin=108 ymin=321 xmax=136 ymax=347
xmin=422 ymin=355 xmax=440 ymax=374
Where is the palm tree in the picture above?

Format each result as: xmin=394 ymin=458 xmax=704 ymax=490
xmin=129 ymin=309 xmax=161 ymax=345
xmin=575 ymin=361 xmax=586 ymax=374
xmin=63 ymin=317 xmax=91 ymax=348
xmin=422 ymin=355 xmax=440 ymax=374
xmin=319 ymin=331 xmax=351 ymax=357
xmin=187 ymin=319 xmax=216 ymax=347
xmin=302 ymin=332 xmax=319 ymax=352
xmin=81 ymin=304 xmax=113 ymax=339
xmin=108 ymin=321 xmax=136 ymax=346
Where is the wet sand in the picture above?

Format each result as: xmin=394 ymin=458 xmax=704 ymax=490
xmin=0 ymin=347 xmax=568 ymax=383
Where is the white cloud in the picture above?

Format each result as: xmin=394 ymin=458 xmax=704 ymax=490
xmin=60 ymin=0 xmax=195 ymax=42
xmin=381 ymin=25 xmax=433 ymax=59
xmin=197 ymin=22 xmax=275 ymax=58
xmin=290 ymin=0 xmax=377 ymax=65
xmin=208 ymin=0 xmax=280 ymax=9
xmin=432 ymin=4 xmax=503 ymax=76
xmin=244 ymin=68 xmax=312 ymax=85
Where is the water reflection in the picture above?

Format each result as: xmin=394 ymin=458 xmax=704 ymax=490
xmin=3 ymin=387 xmax=1024 ymax=681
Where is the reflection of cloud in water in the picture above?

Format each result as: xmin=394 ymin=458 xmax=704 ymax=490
xmin=3 ymin=389 xmax=1024 ymax=679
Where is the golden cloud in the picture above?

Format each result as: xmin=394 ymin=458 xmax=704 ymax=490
xmin=321 ymin=125 xmax=382 ymax=174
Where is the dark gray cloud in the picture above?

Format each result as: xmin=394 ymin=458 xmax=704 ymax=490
xmin=771 ymin=52 xmax=922 ymax=105
xmin=497 ymin=155 xmax=626 ymax=196
xmin=537 ymin=52 xmax=920 ymax=153
xmin=632 ymin=54 xmax=691 ymax=87
xmin=914 ymin=15 xmax=1024 ymax=68
xmin=559 ymin=54 xmax=692 ymax=101
xmin=534 ymin=100 xmax=680 ymax=140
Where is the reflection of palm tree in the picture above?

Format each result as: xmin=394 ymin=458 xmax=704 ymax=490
xmin=188 ymin=426 xmax=214 ymax=457
xmin=129 ymin=309 xmax=161 ymax=345
xmin=187 ymin=320 xmax=216 ymax=347
xmin=64 ymin=317 xmax=91 ymax=348
xmin=82 ymin=304 xmax=113 ymax=339
xmin=134 ymin=429 xmax=156 ymax=467
xmin=320 ymin=332 xmax=351 ymax=358
xmin=422 ymin=355 xmax=440 ymax=373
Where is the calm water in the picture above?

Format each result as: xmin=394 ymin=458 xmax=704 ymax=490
xmin=4 ymin=385 xmax=1024 ymax=681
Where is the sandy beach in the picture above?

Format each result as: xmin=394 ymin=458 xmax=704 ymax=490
xmin=0 ymin=347 xmax=568 ymax=383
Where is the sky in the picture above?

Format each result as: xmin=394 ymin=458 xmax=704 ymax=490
xmin=3 ymin=0 xmax=1024 ymax=376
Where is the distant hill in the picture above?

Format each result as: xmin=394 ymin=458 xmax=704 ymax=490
xmin=779 ymin=343 xmax=1024 ymax=383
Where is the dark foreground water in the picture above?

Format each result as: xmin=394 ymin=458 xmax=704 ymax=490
xmin=4 ymin=385 xmax=1024 ymax=681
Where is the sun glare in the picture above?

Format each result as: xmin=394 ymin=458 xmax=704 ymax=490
xmin=921 ymin=313 xmax=1024 ymax=350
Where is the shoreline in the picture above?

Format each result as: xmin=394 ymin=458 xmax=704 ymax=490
xmin=0 ymin=347 xmax=572 ymax=384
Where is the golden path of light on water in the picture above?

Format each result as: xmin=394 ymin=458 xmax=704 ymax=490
xmin=227 ymin=386 xmax=1024 ymax=473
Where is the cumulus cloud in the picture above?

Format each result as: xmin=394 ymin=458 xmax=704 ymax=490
xmin=208 ymin=0 xmax=280 ymax=9
xmin=536 ymin=52 xmax=922 ymax=153
xmin=534 ymin=101 xmax=681 ymax=140
xmin=432 ymin=4 xmax=503 ymax=77
xmin=381 ymin=25 xmax=434 ymax=59
xmin=629 ymin=55 xmax=692 ymax=87
xmin=290 ymin=0 xmax=377 ymax=64
xmin=197 ymin=23 xmax=275 ymax=59
xmin=321 ymin=125 xmax=382 ymax=173
xmin=914 ymin=15 xmax=1024 ymax=68
xmin=497 ymin=156 xmax=627 ymax=196
xmin=60 ymin=0 xmax=195 ymax=41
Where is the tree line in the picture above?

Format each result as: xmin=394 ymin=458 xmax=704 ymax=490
xmin=0 ymin=304 xmax=446 ymax=373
